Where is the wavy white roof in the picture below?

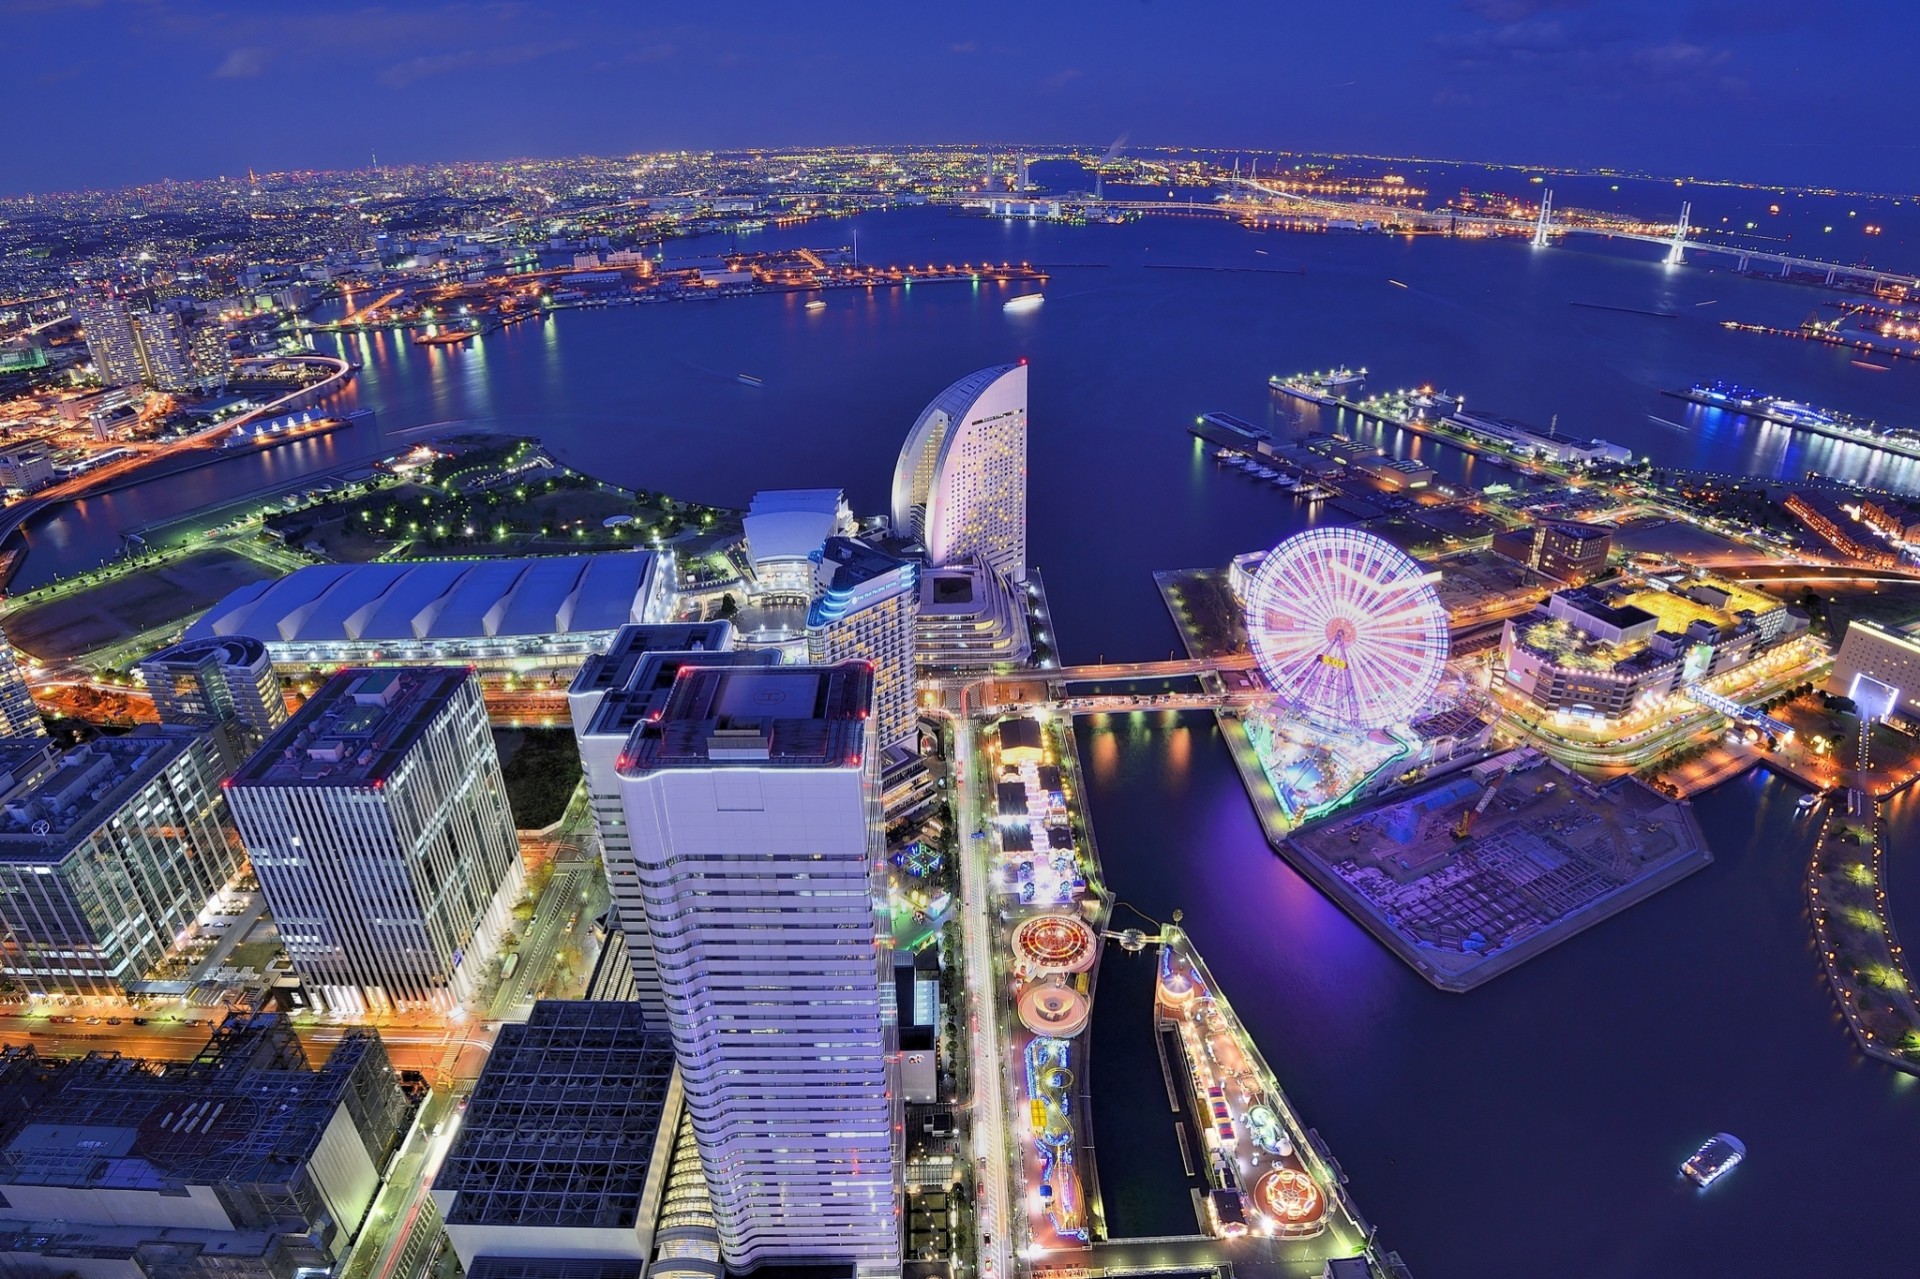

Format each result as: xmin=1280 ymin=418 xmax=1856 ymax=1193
xmin=186 ymin=553 xmax=659 ymax=645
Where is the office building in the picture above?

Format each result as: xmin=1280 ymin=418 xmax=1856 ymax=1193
xmin=138 ymin=634 xmax=288 ymax=753
xmin=0 ymin=623 xmax=44 ymax=739
xmin=613 ymin=663 xmax=900 ymax=1276
xmin=742 ymin=488 xmax=854 ymax=599
xmin=72 ymin=290 xmax=146 ymax=387
xmin=0 ymin=1014 xmax=407 ymax=1278
xmin=0 ymin=441 xmax=55 ymax=494
xmin=187 ymin=552 xmax=671 ymax=679
xmin=433 ymin=1002 xmax=679 ymax=1274
xmin=227 ymin=668 xmax=525 ymax=1015
xmin=1492 ymin=520 xmax=1613 ymax=584
xmin=892 ymin=362 xmax=1028 ymax=582
xmin=0 ymin=728 xmax=242 ymax=997
xmin=1831 ymin=618 xmax=1920 ymax=719
xmin=567 ymin=622 xmax=750 ymax=1020
xmin=808 ymin=536 xmax=920 ymax=749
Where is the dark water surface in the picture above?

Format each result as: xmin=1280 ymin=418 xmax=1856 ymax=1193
xmin=1079 ymin=714 xmax=1920 ymax=1278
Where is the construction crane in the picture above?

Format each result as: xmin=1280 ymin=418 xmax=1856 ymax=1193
xmin=1453 ymin=775 xmax=1505 ymax=839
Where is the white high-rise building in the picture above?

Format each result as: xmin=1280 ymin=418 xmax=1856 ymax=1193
xmin=807 ymin=537 xmax=919 ymax=750
xmin=891 ymin=362 xmax=1028 ymax=583
xmin=0 ymin=624 xmax=44 ymax=740
xmin=567 ymin=620 xmax=749 ymax=1021
xmin=227 ymin=667 xmax=525 ymax=1015
xmin=71 ymin=290 xmax=145 ymax=387
xmin=613 ymin=662 xmax=900 ymax=1276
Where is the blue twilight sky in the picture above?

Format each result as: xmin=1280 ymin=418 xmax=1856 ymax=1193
xmin=2 ymin=0 xmax=1914 ymax=196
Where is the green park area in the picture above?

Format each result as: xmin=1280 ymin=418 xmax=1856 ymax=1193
xmin=1810 ymin=807 xmax=1920 ymax=1073
xmin=1154 ymin=567 xmax=1249 ymax=661
xmin=495 ymin=727 xmax=585 ymax=829
xmin=264 ymin=436 xmax=739 ymax=561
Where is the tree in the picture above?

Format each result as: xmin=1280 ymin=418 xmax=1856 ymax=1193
xmin=718 ymin=593 xmax=739 ymax=619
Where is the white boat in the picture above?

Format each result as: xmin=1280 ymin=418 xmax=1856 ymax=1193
xmin=1682 ymin=1134 xmax=1746 ymax=1188
xmin=1003 ymin=293 xmax=1045 ymax=313
xmin=804 ymin=299 xmax=827 ymax=311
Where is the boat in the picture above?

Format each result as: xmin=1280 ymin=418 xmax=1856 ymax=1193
xmin=736 ymin=373 xmax=763 ymax=387
xmin=805 ymin=299 xmax=827 ymax=311
xmin=1270 ymin=366 xmax=1368 ymax=407
xmin=1681 ymin=1133 xmax=1746 ymax=1188
xmin=1796 ymin=792 xmax=1823 ymax=815
xmin=1853 ymin=359 xmax=1891 ymax=371
xmin=412 ymin=328 xmax=477 ymax=346
xmin=1003 ymin=293 xmax=1045 ymax=314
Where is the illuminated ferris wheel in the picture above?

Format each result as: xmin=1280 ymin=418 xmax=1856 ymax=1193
xmin=1244 ymin=527 xmax=1449 ymax=730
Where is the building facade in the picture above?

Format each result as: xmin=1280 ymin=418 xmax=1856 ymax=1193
xmin=807 ymin=536 xmax=920 ymax=750
xmin=72 ymin=290 xmax=146 ymax=386
xmin=913 ymin=561 xmax=1032 ymax=668
xmin=1831 ymin=619 xmax=1920 ymax=718
xmin=0 ymin=1015 xmax=406 ymax=1278
xmin=0 ymin=624 xmax=44 ymax=739
xmin=0 ymin=729 xmax=242 ymax=998
xmin=612 ymin=663 xmax=900 ymax=1276
xmin=433 ymin=1001 xmax=680 ymax=1273
xmin=186 ymin=552 xmax=671 ymax=679
xmin=742 ymin=489 xmax=854 ymax=599
xmin=891 ymin=362 xmax=1028 ymax=583
xmin=139 ymin=634 xmax=288 ymax=753
xmin=0 ymin=441 xmax=56 ymax=494
xmin=567 ymin=622 xmax=747 ymax=1021
xmin=227 ymin=668 xmax=525 ymax=1015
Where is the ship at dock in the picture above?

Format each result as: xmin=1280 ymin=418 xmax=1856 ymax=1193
xmin=1668 ymin=381 xmax=1920 ymax=462
xmin=1681 ymin=1133 xmax=1746 ymax=1188
xmin=411 ymin=328 xmax=478 ymax=346
xmin=1270 ymin=366 xmax=1367 ymax=406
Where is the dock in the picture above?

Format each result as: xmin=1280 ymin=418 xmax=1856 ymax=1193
xmin=1662 ymin=386 xmax=1920 ymax=467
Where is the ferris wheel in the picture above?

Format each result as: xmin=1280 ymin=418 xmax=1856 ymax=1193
xmin=1244 ymin=527 xmax=1449 ymax=730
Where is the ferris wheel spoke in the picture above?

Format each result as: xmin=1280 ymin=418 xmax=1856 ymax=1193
xmin=1247 ymin=528 xmax=1450 ymax=730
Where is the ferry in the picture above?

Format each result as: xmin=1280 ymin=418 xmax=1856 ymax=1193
xmin=1003 ymin=293 xmax=1045 ymax=314
xmin=804 ymin=299 xmax=827 ymax=312
xmin=1270 ymin=366 xmax=1367 ymax=407
xmin=412 ymin=328 xmax=477 ymax=346
xmin=1681 ymin=1133 xmax=1746 ymax=1188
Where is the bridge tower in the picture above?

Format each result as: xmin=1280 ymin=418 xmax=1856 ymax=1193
xmin=1531 ymin=189 xmax=1554 ymax=248
xmin=1665 ymin=201 xmax=1692 ymax=265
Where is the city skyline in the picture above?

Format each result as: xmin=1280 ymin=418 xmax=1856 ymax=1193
xmin=2 ymin=6 xmax=1920 ymax=1272
xmin=0 ymin=1 xmax=1916 ymax=196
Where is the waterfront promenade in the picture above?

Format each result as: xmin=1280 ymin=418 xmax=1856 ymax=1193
xmin=1808 ymin=796 xmax=1920 ymax=1076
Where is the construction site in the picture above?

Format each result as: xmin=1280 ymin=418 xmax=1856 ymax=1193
xmin=1286 ymin=749 xmax=1713 ymax=990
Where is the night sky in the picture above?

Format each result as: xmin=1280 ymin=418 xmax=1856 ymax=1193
xmin=4 ymin=0 xmax=1913 ymax=194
